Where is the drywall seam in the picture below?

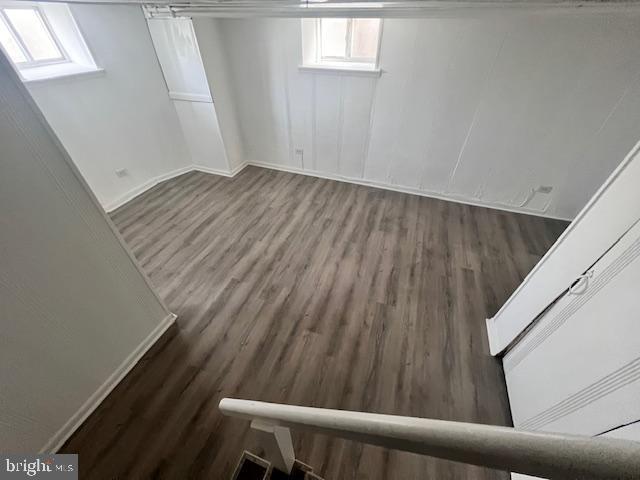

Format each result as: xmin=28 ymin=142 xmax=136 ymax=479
xmin=386 ymin=26 xmax=420 ymax=185
xmin=361 ymin=74 xmax=379 ymax=179
xmin=336 ymin=75 xmax=345 ymax=174
xmin=41 ymin=313 xmax=177 ymax=453
xmin=311 ymin=75 xmax=317 ymax=171
xmin=446 ymin=29 xmax=508 ymax=195
xmin=555 ymin=68 xmax=640 ymax=205
xmin=281 ymin=36 xmax=295 ymax=168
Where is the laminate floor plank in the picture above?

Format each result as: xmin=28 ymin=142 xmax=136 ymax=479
xmin=62 ymin=166 xmax=567 ymax=479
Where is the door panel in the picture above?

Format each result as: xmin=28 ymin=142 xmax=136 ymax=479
xmin=504 ymin=218 xmax=640 ymax=436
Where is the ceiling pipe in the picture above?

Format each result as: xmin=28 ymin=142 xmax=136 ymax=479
xmin=39 ymin=0 xmax=640 ymax=19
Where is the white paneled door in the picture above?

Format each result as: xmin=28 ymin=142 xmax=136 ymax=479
xmin=147 ymin=16 xmax=231 ymax=173
xmin=504 ymin=218 xmax=640 ymax=439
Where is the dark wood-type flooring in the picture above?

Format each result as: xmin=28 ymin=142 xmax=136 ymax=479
xmin=62 ymin=167 xmax=567 ymax=479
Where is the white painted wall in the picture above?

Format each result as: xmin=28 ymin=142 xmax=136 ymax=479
xmin=26 ymin=4 xmax=192 ymax=211
xmin=203 ymin=12 xmax=640 ymax=220
xmin=0 ymin=52 xmax=174 ymax=453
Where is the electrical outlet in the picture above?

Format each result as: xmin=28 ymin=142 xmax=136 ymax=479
xmin=115 ymin=168 xmax=128 ymax=178
xmin=537 ymin=185 xmax=553 ymax=194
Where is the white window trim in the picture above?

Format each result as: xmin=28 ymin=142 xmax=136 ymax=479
xmin=0 ymin=5 xmax=69 ymax=68
xmin=22 ymin=62 xmax=104 ymax=84
xmin=298 ymin=63 xmax=382 ymax=77
xmin=317 ymin=18 xmax=378 ymax=65
xmin=0 ymin=1 xmax=101 ymax=83
xmin=300 ymin=18 xmax=383 ymax=76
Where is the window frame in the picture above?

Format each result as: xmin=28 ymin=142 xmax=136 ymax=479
xmin=314 ymin=17 xmax=383 ymax=69
xmin=317 ymin=18 xmax=381 ymax=66
xmin=0 ymin=1 xmax=102 ymax=83
xmin=0 ymin=4 xmax=69 ymax=69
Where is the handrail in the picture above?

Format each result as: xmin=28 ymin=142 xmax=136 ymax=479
xmin=219 ymin=398 xmax=640 ymax=479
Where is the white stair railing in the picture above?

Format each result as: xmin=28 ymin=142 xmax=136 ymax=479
xmin=219 ymin=398 xmax=640 ymax=479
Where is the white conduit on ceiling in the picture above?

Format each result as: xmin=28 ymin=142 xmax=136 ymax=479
xmin=42 ymin=0 xmax=640 ymax=19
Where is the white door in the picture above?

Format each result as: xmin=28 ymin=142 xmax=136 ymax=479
xmin=146 ymin=17 xmax=230 ymax=172
xmin=504 ymin=217 xmax=640 ymax=438
xmin=486 ymin=143 xmax=640 ymax=356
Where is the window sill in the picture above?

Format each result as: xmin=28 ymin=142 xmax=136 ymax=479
xmin=298 ymin=64 xmax=382 ymax=77
xmin=22 ymin=63 xmax=105 ymax=85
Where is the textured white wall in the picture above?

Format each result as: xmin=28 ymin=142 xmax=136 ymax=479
xmin=0 ymin=52 xmax=173 ymax=453
xmin=26 ymin=4 xmax=192 ymax=210
xmin=204 ymin=12 xmax=640 ymax=220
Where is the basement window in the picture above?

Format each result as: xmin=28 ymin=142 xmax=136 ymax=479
xmin=0 ymin=2 xmax=101 ymax=83
xmin=300 ymin=18 xmax=382 ymax=75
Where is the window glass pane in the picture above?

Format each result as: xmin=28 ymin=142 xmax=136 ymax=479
xmin=350 ymin=18 xmax=380 ymax=60
xmin=321 ymin=18 xmax=347 ymax=59
xmin=4 ymin=8 xmax=62 ymax=61
xmin=0 ymin=15 xmax=26 ymax=63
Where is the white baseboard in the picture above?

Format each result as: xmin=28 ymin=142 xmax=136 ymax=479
xmin=192 ymin=161 xmax=248 ymax=178
xmin=229 ymin=161 xmax=249 ymax=176
xmin=40 ymin=312 xmax=177 ymax=453
xmin=246 ymin=160 xmax=572 ymax=221
xmin=105 ymin=160 xmax=570 ymax=220
xmin=104 ymin=166 xmax=192 ymax=212
xmin=192 ymin=165 xmax=235 ymax=177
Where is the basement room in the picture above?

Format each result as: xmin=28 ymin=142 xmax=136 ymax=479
xmin=1 ymin=0 xmax=640 ymax=479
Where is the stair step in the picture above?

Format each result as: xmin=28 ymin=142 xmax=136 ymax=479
xmin=270 ymin=462 xmax=324 ymax=480
xmin=292 ymin=460 xmax=313 ymax=474
xmin=231 ymin=451 xmax=324 ymax=480
xmin=270 ymin=465 xmax=305 ymax=480
xmin=231 ymin=451 xmax=271 ymax=480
